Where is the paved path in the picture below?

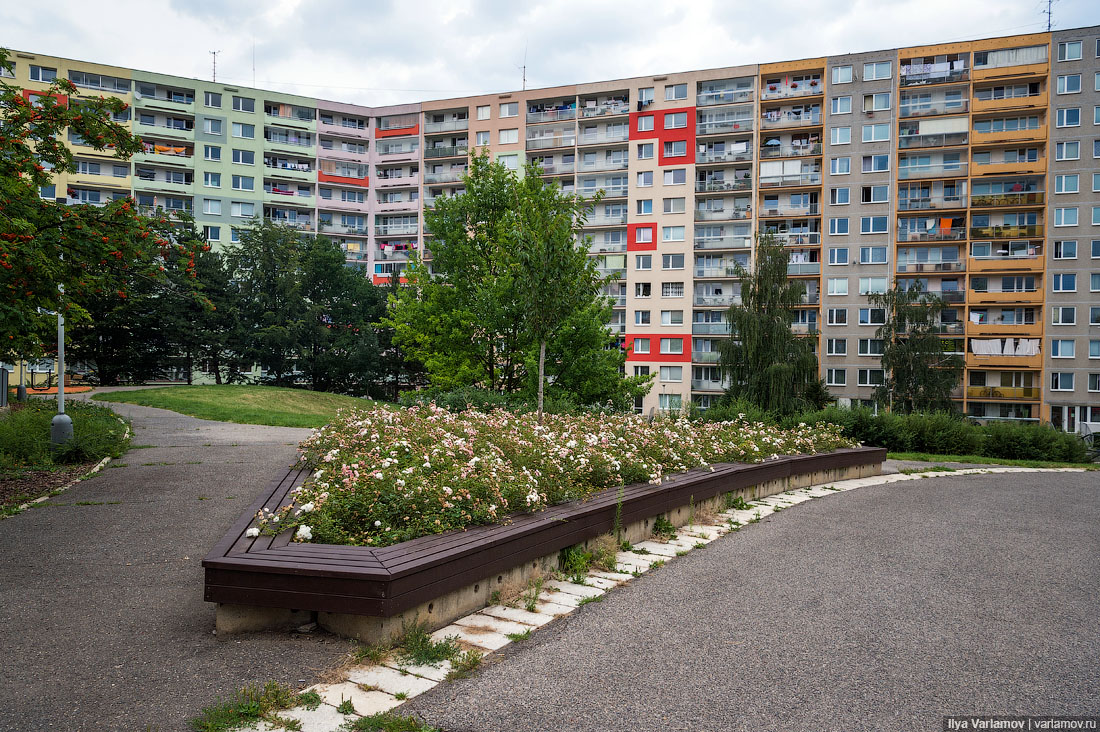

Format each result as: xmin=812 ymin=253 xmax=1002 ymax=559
xmin=406 ymin=470 xmax=1100 ymax=732
xmin=0 ymin=390 xmax=352 ymax=732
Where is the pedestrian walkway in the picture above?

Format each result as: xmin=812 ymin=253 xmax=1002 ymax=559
xmin=0 ymin=389 xmax=352 ymax=732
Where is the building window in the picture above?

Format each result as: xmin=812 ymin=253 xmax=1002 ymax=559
xmin=862 ymin=155 xmax=889 ymax=172
xmin=860 ymin=216 xmax=888 ymax=234
xmin=832 ymin=66 xmax=853 ymax=84
xmin=633 ymin=338 xmax=650 ymax=354
xmin=475 ymin=131 xmax=489 ymax=146
xmin=638 ymin=87 xmax=654 ymax=105
xmin=1051 ymin=339 xmax=1075 ymax=358
xmin=1090 ymin=374 xmax=1100 ymax=392
xmin=863 ymin=62 xmax=892 ymax=80
xmin=1054 ymin=208 xmax=1078 ymax=227
xmin=1053 ymin=240 xmax=1077 ymax=259
xmin=665 ymin=83 xmax=687 ymax=101
xmin=662 ymin=253 xmax=685 ymax=269
xmin=203 ymin=172 xmax=220 ymax=187
xmin=659 ymin=337 xmax=683 ymax=354
xmin=831 ymin=157 xmax=851 ymax=175
xmin=232 ymin=96 xmax=254 ymax=113
xmin=204 ymin=145 xmax=221 ymax=161
xmin=204 ymin=91 xmax=221 ymax=108
xmin=830 ymin=127 xmax=851 ymax=145
xmin=203 ymin=225 xmax=220 ymax=241
xmin=476 ymin=105 xmax=490 ymax=120
xmin=497 ymin=153 xmax=518 ymax=170
xmin=659 ymin=366 xmax=682 ymax=382
xmin=1058 ymin=41 xmax=1082 ymax=61
xmin=860 ymin=246 xmax=887 ymax=263
xmin=1056 ymin=108 xmax=1081 ymax=127
xmin=1051 ymin=306 xmax=1076 ymax=325
xmin=827 ymin=308 xmax=848 ymax=325
xmin=498 ymin=128 xmax=518 ymax=144
xmin=661 ymin=282 xmax=684 ymax=297
xmin=637 ymin=143 xmax=654 ymax=160
xmin=499 ymin=102 xmax=518 ymax=118
xmin=637 ymin=199 xmax=653 ymax=215
xmin=637 ymin=115 xmax=654 ymax=131
xmin=827 ymin=339 xmax=847 ymax=356
xmin=232 ymin=149 xmax=255 ymax=165
xmin=1056 ymin=141 xmax=1080 ymax=160
xmin=1057 ymin=74 xmax=1082 ymax=95
xmin=859 ymin=307 xmax=886 ymax=325
xmin=858 ymin=368 xmax=886 ymax=386
xmin=862 ymin=123 xmax=889 ymax=142
xmin=826 ymin=368 xmax=847 ymax=386
xmin=231 ymin=122 xmax=254 ymax=138
xmin=663 ymin=140 xmax=687 ymax=157
xmin=662 ymin=226 xmax=685 ymax=242
xmin=231 ymin=201 xmax=254 ymax=217
xmin=203 ymin=118 xmax=223 ymax=135
xmin=663 ymin=197 xmax=685 ymax=214
xmin=637 ymin=171 xmax=653 ymax=187
xmin=830 ymin=187 xmax=850 ymax=205
xmin=664 ymin=112 xmax=687 ymax=129
xmin=829 ymin=218 xmax=849 ymax=235
xmin=859 ymin=277 xmax=887 ymax=295
xmin=831 ymin=96 xmax=852 ymax=114
xmin=29 ymin=65 xmax=57 ymax=82
xmin=1053 ymin=273 xmax=1076 ymax=292
xmin=1050 ymin=372 xmax=1074 ymax=391
xmin=231 ymin=175 xmax=254 ymax=191
xmin=636 ymin=228 xmax=653 ymax=243
xmin=1055 ymin=174 xmax=1080 ymax=194
xmin=827 ymin=277 xmax=848 ymax=296
xmin=636 ymin=254 xmax=652 ymax=269
xmin=635 ymin=310 xmax=651 ymax=325
xmin=864 ymin=92 xmax=891 ymax=111
xmin=659 ymin=393 xmax=682 ymax=412
xmin=202 ymin=199 xmax=221 ymax=215
xmin=858 ymin=338 xmax=885 ymax=356
xmin=663 ymin=169 xmax=686 ymax=185
xmin=862 ymin=185 xmax=889 ymax=203
xmin=660 ymin=310 xmax=684 ymax=326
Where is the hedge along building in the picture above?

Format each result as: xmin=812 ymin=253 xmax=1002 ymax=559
xmin=7 ymin=26 xmax=1100 ymax=430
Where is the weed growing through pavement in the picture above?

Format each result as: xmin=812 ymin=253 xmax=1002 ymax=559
xmin=523 ymin=577 xmax=544 ymax=613
xmin=506 ymin=628 xmax=533 ymax=642
xmin=590 ymin=534 xmax=619 ymax=572
xmin=675 ymin=550 xmax=688 ymax=557
xmin=444 ymin=650 xmax=483 ymax=681
xmin=577 ymin=594 xmax=603 ymax=606
xmin=650 ymin=559 xmax=666 ymax=569
xmin=345 ymin=712 xmax=440 ymax=731
xmin=489 ymin=590 xmax=501 ymax=605
xmin=188 ymin=681 xmax=311 ymax=732
xmin=725 ymin=494 xmax=750 ymax=511
xmin=397 ymin=618 xmax=460 ymax=666
xmin=353 ymin=642 xmax=389 ymax=666
xmin=652 ymin=515 xmax=676 ymax=541
xmin=337 ymin=698 xmax=356 ymax=715
xmin=559 ymin=544 xmax=593 ymax=584
xmin=692 ymin=542 xmax=706 ymax=549
xmin=296 ymin=690 xmax=321 ymax=710
xmin=393 ymin=692 xmax=409 ymax=701
xmin=750 ymin=510 xmax=762 ymax=523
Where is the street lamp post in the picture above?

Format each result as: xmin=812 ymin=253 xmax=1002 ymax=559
xmin=50 ymin=289 xmax=73 ymax=450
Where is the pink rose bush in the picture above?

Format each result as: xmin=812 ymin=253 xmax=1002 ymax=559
xmin=255 ymin=404 xmax=855 ymax=547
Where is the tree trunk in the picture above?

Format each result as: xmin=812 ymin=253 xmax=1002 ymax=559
xmin=537 ymin=338 xmax=546 ymax=424
xmin=186 ymin=348 xmax=193 ymax=385
xmin=212 ymin=353 xmax=223 ymax=385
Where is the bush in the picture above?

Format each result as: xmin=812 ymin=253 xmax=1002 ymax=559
xmin=0 ymin=399 xmax=130 ymax=470
xmin=398 ymin=386 xmax=584 ymax=415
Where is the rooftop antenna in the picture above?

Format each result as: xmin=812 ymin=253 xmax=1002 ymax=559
xmin=1043 ymin=0 xmax=1055 ymax=31
xmin=210 ymin=50 xmax=220 ymax=81
xmin=521 ymin=43 xmax=527 ymax=91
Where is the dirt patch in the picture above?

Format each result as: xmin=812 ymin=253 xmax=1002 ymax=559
xmin=1 ymin=462 xmax=100 ymax=513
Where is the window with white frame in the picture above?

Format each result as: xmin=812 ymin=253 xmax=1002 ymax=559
xmin=858 ymin=368 xmax=886 ymax=386
xmin=1051 ymin=339 xmax=1075 ymax=357
xmin=636 ymin=282 xmax=651 ymax=298
xmin=475 ymin=131 xmax=489 ymax=146
xmin=231 ymin=201 xmax=254 ymax=217
xmin=660 ymin=365 xmax=682 ymax=381
xmin=663 ymin=197 xmax=685 ymax=214
xmin=664 ymin=112 xmax=687 ymax=129
xmin=1053 ymin=272 xmax=1077 ymax=291
xmin=1057 ymin=74 xmax=1082 ymax=94
xmin=660 ymin=310 xmax=683 ymax=326
xmin=858 ymin=338 xmax=885 ymax=356
xmin=231 ymin=175 xmax=254 ymax=191
xmin=1056 ymin=107 xmax=1081 ymax=127
xmin=861 ymin=216 xmax=888 ymax=234
xmin=659 ymin=337 xmax=683 ymax=354
xmin=663 ymin=140 xmax=687 ymax=157
xmin=231 ymin=122 xmax=254 ymax=138
xmin=1055 ymin=174 xmax=1080 ymax=194
xmin=1051 ymin=306 xmax=1076 ymax=325
xmin=831 ymin=127 xmax=851 ymax=145
xmin=499 ymin=128 xmax=518 ymax=144
xmin=1053 ymin=240 xmax=1077 ymax=259
xmin=829 ymin=218 xmax=849 ymax=235
xmin=665 ymin=83 xmax=687 ymax=101
xmin=637 ymin=171 xmax=653 ymax=187
xmin=827 ymin=277 xmax=848 ymax=295
xmin=1054 ymin=208 xmax=1078 ymax=226
xmin=859 ymin=277 xmax=887 ymax=295
xmin=860 ymin=246 xmax=887 ymax=264
xmin=863 ymin=62 xmax=892 ymax=80
xmin=1056 ymin=141 xmax=1079 ymax=160
xmin=637 ymin=143 xmax=654 ymax=160
xmin=638 ymin=115 xmax=654 ymax=131
xmin=662 ymin=253 xmax=684 ymax=269
xmin=831 ymin=187 xmax=850 ymax=205
xmin=661 ymin=282 xmax=684 ymax=297
xmin=636 ymin=199 xmax=653 ymax=215
xmin=832 ymin=66 xmax=853 ymax=84
xmin=635 ymin=310 xmax=651 ymax=325
xmin=827 ymin=308 xmax=848 ymax=325
xmin=831 ymin=157 xmax=851 ymax=175
xmin=202 ymin=199 xmax=221 ymax=215
xmin=636 ymin=254 xmax=652 ymax=269
xmin=827 ymin=338 xmax=847 ymax=355
xmin=826 ymin=368 xmax=847 ymax=386
xmin=499 ymin=102 xmax=518 ymax=117
xmin=829 ymin=247 xmax=849 ymax=265
xmin=1050 ymin=372 xmax=1074 ymax=391
xmin=203 ymin=119 xmax=223 ymax=135
xmin=476 ymin=105 xmax=490 ymax=120
xmin=203 ymin=172 xmax=220 ymax=187
xmin=1058 ymin=41 xmax=1082 ymax=61
xmin=831 ymin=96 xmax=851 ymax=114
xmin=663 ymin=169 xmax=686 ymax=185
xmin=862 ymin=123 xmax=889 ymax=142
xmin=662 ymin=226 xmax=685 ymax=242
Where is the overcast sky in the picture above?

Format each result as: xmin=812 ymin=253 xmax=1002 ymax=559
xmin=2 ymin=0 xmax=1096 ymax=107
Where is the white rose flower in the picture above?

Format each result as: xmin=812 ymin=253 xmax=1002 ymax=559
xmin=245 ymin=528 xmax=260 ymax=538
xmin=295 ymin=525 xmax=312 ymax=541
xmin=300 ymin=502 xmax=315 ymax=513
xmin=374 ymin=520 xmax=382 ymax=527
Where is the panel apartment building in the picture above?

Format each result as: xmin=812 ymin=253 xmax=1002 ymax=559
xmin=8 ymin=25 xmax=1100 ymax=430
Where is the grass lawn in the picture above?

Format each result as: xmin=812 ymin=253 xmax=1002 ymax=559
xmin=94 ymin=385 xmax=374 ymax=428
xmin=888 ymin=451 xmax=1099 ymax=470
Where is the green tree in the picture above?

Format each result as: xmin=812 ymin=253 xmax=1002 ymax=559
xmin=717 ymin=232 xmax=820 ymax=416
xmin=511 ymin=162 xmax=605 ymax=420
xmin=868 ymin=281 xmax=963 ymax=413
xmin=0 ymin=49 xmax=202 ymax=356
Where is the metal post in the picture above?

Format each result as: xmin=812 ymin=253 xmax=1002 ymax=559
xmin=16 ymin=359 xmax=26 ymax=401
xmin=50 ymin=297 xmax=73 ymax=450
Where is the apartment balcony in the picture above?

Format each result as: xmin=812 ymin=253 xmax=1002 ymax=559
xmin=264 ymin=134 xmax=313 ymax=149
xmin=319 ymin=222 xmax=370 ymax=236
xmin=967 ymin=319 xmax=1041 ymax=337
xmin=971 ymin=125 xmax=1047 ymax=146
xmin=696 ymin=149 xmax=753 ymax=165
xmin=606 ymin=322 xmax=627 ymax=335
xmin=580 ymin=103 xmax=630 ymax=119
xmin=897 ymin=162 xmax=968 ymax=180
xmin=579 ymin=184 xmax=628 ymax=199
xmin=759 ymin=142 xmax=821 ymax=159
xmin=319 ymin=146 xmax=370 ymax=162
xmin=898 ymin=132 xmax=969 ymax=149
xmin=771 ymin=232 xmax=821 ymax=247
xmin=691 ymin=378 xmax=729 ymax=392
xmin=376 ymin=145 xmax=420 ymax=159
xmin=760 ymin=112 xmax=821 ymax=130
xmin=376 ymin=248 xmax=411 ymax=262
xmin=964 ymin=352 xmax=1042 ymax=370
xmin=695 ymin=265 xmax=742 ymax=278
xmin=264 ymin=217 xmax=313 ymax=230
xmin=695 ymin=207 xmax=751 ymax=222
xmin=264 ymin=188 xmax=315 ymax=207
xmin=968 ymin=254 xmax=1043 ymax=273
xmin=697 ymin=89 xmax=754 ymax=107
xmin=265 ymin=111 xmax=315 ymax=130
xmin=790 ymin=322 xmax=819 ymax=335
xmin=969 ymin=192 xmax=1044 ymax=208
xmin=691 ymin=351 xmax=722 ymax=363
xmin=694 ymin=235 xmax=751 ymax=251
xmin=425 ymin=145 xmax=469 ymax=159
xmin=692 ymin=322 xmax=732 ymax=335
xmin=971 ymin=92 xmax=1048 ymax=114
xmin=375 ymin=199 xmax=419 ymax=214
xmin=758 ymin=172 xmax=822 ymax=188
xmin=423 ymin=119 xmax=469 ymax=134
xmin=589 ymin=241 xmax=627 ymax=254
xmin=970 ymin=224 xmax=1041 ymax=239
xmin=759 ymin=203 xmax=819 ymax=218
xmin=935 ymin=291 xmax=965 ymax=304
xmin=133 ymin=92 xmax=194 ymax=114
xmin=131 ymin=175 xmax=190 ymax=196
xmin=897 ymin=227 xmax=967 ymax=243
xmin=375 ymin=222 xmax=420 ymax=236
xmin=968 ymin=289 xmax=1042 ymax=306
xmin=586 ymin=212 xmax=628 ymax=226
xmin=526 ymin=136 xmax=577 ymax=151
xmin=135 ymin=121 xmax=194 ymax=141
xmin=264 ymin=162 xmax=313 ymax=180
xmin=972 ymin=62 xmax=1047 ymax=83
xmin=786 ymin=262 xmax=821 ymax=276
xmin=971 ymin=159 xmax=1045 ymax=177
xmin=318 ymin=117 xmax=371 ymax=139
xmin=965 ymin=385 xmax=1041 ymax=400
xmin=423 ymin=171 xmax=464 ymax=185
xmin=898 ymin=194 xmax=967 ymax=211
xmin=577 ymin=158 xmax=629 ymax=173
xmin=594 ymin=266 xmax=626 ymax=279
xmin=760 ymin=82 xmax=823 ymax=100
xmin=536 ymin=161 xmax=575 ymax=175
xmin=899 ymin=99 xmax=969 ymax=118
xmin=896 ymin=261 xmax=965 ymax=274
xmin=696 ymin=118 xmax=754 ymax=136
xmin=527 ymin=108 xmax=577 ymax=124
xmin=899 ymin=322 xmax=965 ymax=335
xmin=695 ymin=179 xmax=752 ymax=193
xmin=578 ymin=130 xmax=629 ymax=145
xmin=376 ymin=173 xmax=420 ymax=188
xmin=900 ymin=67 xmax=969 ymax=87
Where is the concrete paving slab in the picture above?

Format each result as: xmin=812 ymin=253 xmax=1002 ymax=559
xmin=384 ymin=660 xmax=453 ymax=683
xmin=480 ymin=604 xmax=556 ymax=627
xmin=454 ymin=613 xmax=533 ymax=637
xmin=544 ymin=579 xmax=605 ymax=598
xmin=345 ymin=665 xmax=438 ymax=697
xmin=431 ymin=624 xmax=511 ymax=651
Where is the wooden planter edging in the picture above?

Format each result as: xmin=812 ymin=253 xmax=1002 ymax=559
xmin=204 ymin=446 xmax=885 ymax=626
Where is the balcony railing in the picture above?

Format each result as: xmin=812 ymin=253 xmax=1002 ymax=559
xmin=606 ymin=322 xmax=627 ymax=335
xmin=577 ymin=158 xmax=629 ymax=172
xmin=140 ymin=143 xmax=192 ymax=158
xmin=695 ymin=235 xmax=751 ymax=250
xmin=695 ymin=207 xmax=751 ymax=221
xmin=760 ymin=82 xmax=822 ymax=100
xmin=595 ymin=267 xmax=626 ymax=278
xmin=899 ymin=100 xmax=969 ymax=117
xmin=695 ymin=266 xmax=741 ymax=277
xmin=900 ymin=67 xmax=969 ymax=87
xmin=697 ymin=89 xmax=754 ymax=106
xmin=695 ymin=179 xmax=752 ymax=193
xmin=696 ymin=118 xmax=754 ymax=135
xmin=969 ymin=224 xmax=1042 ymax=239
xmin=692 ymin=322 xmax=732 ymax=335
xmin=760 ymin=112 xmax=821 ymax=129
xmin=265 ymin=110 xmax=315 ymax=123
xmin=760 ymin=142 xmax=822 ymax=158
xmin=375 ymin=223 xmax=420 ymax=236
xmin=696 ymin=149 xmax=753 ymax=164
xmin=787 ymin=262 xmax=820 ymax=275
xmin=585 ymin=213 xmax=628 ymax=226
xmin=423 ymin=119 xmax=468 ymax=134
xmin=800 ymin=292 xmax=821 ymax=305
xmin=378 ymin=145 xmax=419 ymax=156
xmin=580 ymin=103 xmax=631 ymax=118
xmin=425 ymin=145 xmax=469 ymax=159
xmin=970 ymin=192 xmax=1044 ymax=207
xmin=970 ymin=252 xmax=1041 ymax=263
xmin=966 ymin=385 xmax=1040 ymax=400
xmin=265 ymin=217 xmax=312 ymax=230
xmin=936 ymin=291 xmax=965 ymax=303
xmin=770 ymin=232 xmax=821 ymax=246
xmin=897 ymin=132 xmax=968 ymax=149
xmin=423 ymin=171 xmax=465 ymax=184
xmin=898 ymin=195 xmax=967 ymax=211
xmin=579 ymin=130 xmax=629 ymax=145
xmin=320 ymin=222 xmax=369 ymax=235
xmin=691 ymin=351 xmax=722 ymax=363
xmin=536 ymin=161 xmax=575 ymax=175
xmin=526 ymin=136 xmax=577 ymax=150
xmin=898 ymin=226 xmax=967 ymax=242
xmin=790 ymin=322 xmax=819 ymax=334
xmin=589 ymin=241 xmax=627 ymax=254
xmin=527 ymin=108 xmax=577 ymax=124
xmin=691 ymin=378 xmax=729 ymax=391
xmin=897 ymin=162 xmax=968 ymax=179
xmin=759 ymin=203 xmax=820 ymax=217
xmin=376 ymin=173 xmax=419 ymax=187
xmin=758 ymin=172 xmax=822 ymax=188
xmin=896 ymin=261 xmax=965 ymax=273
xmin=265 ymin=162 xmax=313 ymax=174
xmin=579 ymin=185 xmax=628 ymax=198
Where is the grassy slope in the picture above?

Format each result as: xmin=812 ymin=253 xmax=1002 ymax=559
xmin=888 ymin=451 xmax=1099 ymax=470
xmin=94 ymin=385 xmax=373 ymax=428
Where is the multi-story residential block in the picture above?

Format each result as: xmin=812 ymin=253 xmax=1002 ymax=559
xmin=7 ymin=26 xmax=1100 ymax=429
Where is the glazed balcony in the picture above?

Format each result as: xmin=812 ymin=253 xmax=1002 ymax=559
xmin=971 ymin=159 xmax=1045 ymax=176
xmin=424 ymin=145 xmax=469 ymax=159
xmin=535 ymin=160 xmax=575 ymax=175
xmin=971 ymin=124 xmax=1047 ymax=146
xmin=695 ymin=207 xmax=752 ymax=222
xmin=578 ymin=129 xmax=629 ymax=145
xmin=697 ymin=88 xmax=754 ymax=107
xmin=376 ymin=172 xmax=420 ymax=188
xmin=578 ymin=183 xmax=628 ymax=198
xmin=589 ymin=240 xmax=627 ymax=254
xmin=319 ymin=221 xmax=369 ymax=236
xmin=899 ymin=65 xmax=969 ymax=87
xmin=759 ymin=142 xmax=821 ymax=159
xmin=526 ymin=135 xmax=577 ymax=151
xmin=759 ymin=110 xmax=821 ymax=130
xmin=696 ymin=148 xmax=753 ymax=165
xmin=969 ymin=224 xmax=1042 ymax=239
xmin=318 ymin=116 xmax=371 ymax=139
xmin=968 ymin=288 xmax=1042 ymax=306
xmin=967 ymin=319 xmax=1041 ymax=337
xmin=897 ymin=162 xmax=968 ymax=180
xmin=695 ymin=262 xmax=744 ymax=278
xmin=692 ymin=322 xmax=732 ymax=335
xmin=691 ymin=378 xmax=729 ymax=392
xmin=585 ymin=212 xmax=628 ymax=226
xmin=697 ymin=118 xmax=754 ymax=136
xmin=899 ymin=99 xmax=969 ymax=118
xmin=969 ymin=191 xmax=1044 ymax=208
xmin=786 ymin=262 xmax=821 ymax=275
xmin=758 ymin=172 xmax=822 ymax=189
xmin=770 ymin=232 xmax=821 ymax=247
xmin=965 ymin=385 xmax=1040 ymax=400
xmin=527 ymin=108 xmax=577 ymax=124
xmin=897 ymin=226 xmax=967 ymax=243
xmin=375 ymin=222 xmax=420 ymax=236
xmin=971 ymin=91 xmax=1047 ymax=114
xmin=898 ymin=132 xmax=968 ymax=149
xmin=594 ymin=266 xmax=626 ymax=279
xmin=579 ymin=101 xmax=631 ymax=118
xmin=423 ymin=171 xmax=465 ymax=185
xmin=691 ymin=351 xmax=722 ymax=363
xmin=897 ymin=194 xmax=967 ymax=211
xmin=895 ymin=260 xmax=965 ymax=273
xmin=695 ymin=178 xmax=752 ymax=193
xmin=760 ymin=81 xmax=823 ymax=100
xmin=968 ymin=254 xmax=1043 ymax=273
xmin=972 ymin=62 xmax=1048 ymax=83
xmin=577 ymin=158 xmax=628 ymax=173
xmin=759 ymin=202 xmax=819 ymax=218
xmin=694 ymin=234 xmax=751 ymax=251
xmin=790 ymin=322 xmax=820 ymax=335
xmin=423 ymin=119 xmax=468 ymax=134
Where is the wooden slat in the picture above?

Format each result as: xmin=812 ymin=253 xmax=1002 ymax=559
xmin=212 ymin=467 xmax=302 ymax=559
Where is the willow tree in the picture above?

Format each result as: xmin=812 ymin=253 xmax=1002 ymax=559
xmin=717 ymin=232 xmax=820 ymax=416
xmin=868 ymin=281 xmax=963 ymax=413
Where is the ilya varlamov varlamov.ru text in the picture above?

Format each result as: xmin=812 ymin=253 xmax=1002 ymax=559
xmin=945 ymin=717 xmax=1099 ymax=731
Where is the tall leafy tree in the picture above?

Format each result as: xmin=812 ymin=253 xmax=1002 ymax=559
xmin=717 ymin=232 xmax=820 ymax=416
xmin=868 ymin=281 xmax=963 ymax=413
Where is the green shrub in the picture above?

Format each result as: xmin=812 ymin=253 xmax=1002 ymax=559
xmin=0 ymin=399 xmax=130 ymax=470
